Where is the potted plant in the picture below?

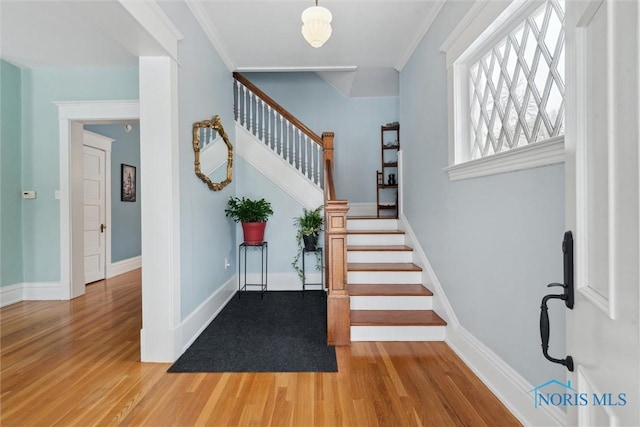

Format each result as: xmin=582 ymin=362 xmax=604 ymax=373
xmin=225 ymin=196 xmax=274 ymax=244
xmin=292 ymin=206 xmax=324 ymax=281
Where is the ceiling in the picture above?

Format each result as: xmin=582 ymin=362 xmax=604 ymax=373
xmin=0 ymin=1 xmax=169 ymax=68
xmin=1 ymin=0 xmax=447 ymax=97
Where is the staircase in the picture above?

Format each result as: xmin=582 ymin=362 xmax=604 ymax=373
xmin=231 ymin=72 xmax=444 ymax=344
xmin=347 ymin=217 xmax=447 ymax=341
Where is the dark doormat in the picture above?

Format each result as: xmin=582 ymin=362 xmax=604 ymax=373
xmin=168 ymin=291 xmax=338 ymax=373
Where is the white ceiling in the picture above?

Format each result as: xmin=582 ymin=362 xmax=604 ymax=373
xmin=1 ymin=0 xmax=447 ymax=97
xmin=0 ymin=1 xmax=167 ymax=68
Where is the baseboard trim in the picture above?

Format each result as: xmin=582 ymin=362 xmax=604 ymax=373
xmin=23 ymin=282 xmax=66 ymax=301
xmin=398 ymin=214 xmax=565 ymax=426
xmin=175 ymin=275 xmax=237 ymax=357
xmin=398 ymin=213 xmax=459 ymax=327
xmin=108 ymin=256 xmax=142 ymax=278
xmin=0 ymin=283 xmax=24 ymax=307
xmin=447 ymin=326 xmax=565 ymax=426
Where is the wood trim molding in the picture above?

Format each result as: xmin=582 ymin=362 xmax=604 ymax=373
xmin=185 ymin=0 xmax=236 ymax=71
xmin=175 ymin=275 xmax=237 ymax=357
xmin=395 ymin=0 xmax=447 ymax=71
xmin=108 ymin=256 xmax=142 ymax=279
xmin=56 ymin=100 xmax=140 ymax=301
xmin=0 ymin=283 xmax=24 ymax=307
xmin=444 ymin=137 xmax=565 ymax=181
xmin=399 ymin=213 xmax=564 ymax=426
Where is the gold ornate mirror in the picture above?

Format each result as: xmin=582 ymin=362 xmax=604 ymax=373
xmin=192 ymin=115 xmax=233 ymax=191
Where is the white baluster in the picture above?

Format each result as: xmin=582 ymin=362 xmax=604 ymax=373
xmin=267 ymin=106 xmax=272 ymax=149
xmin=315 ymin=142 xmax=321 ymax=185
xmin=292 ymin=125 xmax=297 ymax=167
xmin=286 ymin=121 xmax=291 ymax=162
xmin=234 ymin=81 xmax=239 ymax=121
xmin=304 ymin=135 xmax=309 ymax=178
xmin=258 ymin=99 xmax=264 ymax=142
xmin=249 ymin=91 xmax=255 ymax=134
xmin=241 ymin=85 xmax=247 ymax=127
xmin=279 ymin=115 xmax=284 ymax=157
xmin=309 ymin=141 xmax=318 ymax=184
xmin=296 ymin=129 xmax=302 ymax=172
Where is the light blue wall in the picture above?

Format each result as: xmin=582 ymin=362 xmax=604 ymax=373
xmin=158 ymin=1 xmax=237 ymax=319
xmin=243 ymin=73 xmax=398 ymax=203
xmin=84 ymin=123 xmax=141 ymax=263
xmin=399 ymin=2 xmax=566 ymax=387
xmin=20 ymin=67 xmax=138 ymax=282
xmin=1 ymin=60 xmax=24 ymax=286
xmin=235 ymin=157 xmax=312 ymax=278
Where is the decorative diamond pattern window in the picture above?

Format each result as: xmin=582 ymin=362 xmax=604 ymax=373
xmin=467 ymin=0 xmax=565 ymax=159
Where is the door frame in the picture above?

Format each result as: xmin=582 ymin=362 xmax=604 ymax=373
xmin=83 ymin=130 xmax=114 ymax=283
xmin=56 ymin=100 xmax=139 ymax=299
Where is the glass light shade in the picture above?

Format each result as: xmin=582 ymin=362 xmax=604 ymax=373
xmin=301 ymin=6 xmax=332 ymax=48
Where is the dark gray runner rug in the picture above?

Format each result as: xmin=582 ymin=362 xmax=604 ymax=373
xmin=168 ymin=291 xmax=338 ymax=372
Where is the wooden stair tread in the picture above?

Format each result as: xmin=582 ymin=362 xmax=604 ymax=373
xmin=347 ymin=230 xmax=404 ymax=235
xmin=348 ymin=262 xmax=422 ymax=272
xmin=348 ymin=245 xmax=412 ymax=252
xmin=351 ymin=310 xmax=447 ymax=326
xmin=347 ymin=216 xmax=395 ymax=219
xmin=349 ymin=284 xmax=433 ymax=296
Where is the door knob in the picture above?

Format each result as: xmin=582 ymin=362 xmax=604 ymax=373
xmin=539 ymin=231 xmax=574 ymax=371
xmin=100 ymin=224 xmax=106 ymax=233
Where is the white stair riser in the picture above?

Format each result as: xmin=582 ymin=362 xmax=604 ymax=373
xmin=347 ymin=234 xmax=405 ymax=246
xmin=347 ymin=251 xmax=412 ymax=263
xmin=350 ymin=295 xmax=432 ymax=310
xmin=347 ymin=219 xmax=399 ymax=231
xmin=348 ymin=271 xmax=422 ymax=284
xmin=351 ymin=325 xmax=446 ymax=341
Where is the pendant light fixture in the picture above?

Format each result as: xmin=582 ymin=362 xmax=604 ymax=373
xmin=301 ymin=0 xmax=332 ymax=48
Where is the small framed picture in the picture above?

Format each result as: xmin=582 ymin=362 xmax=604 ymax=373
xmin=121 ymin=164 xmax=136 ymax=202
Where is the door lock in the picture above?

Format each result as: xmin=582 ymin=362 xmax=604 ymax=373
xmin=539 ymin=231 xmax=575 ymax=372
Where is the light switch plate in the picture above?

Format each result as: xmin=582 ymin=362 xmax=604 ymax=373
xmin=22 ymin=190 xmax=36 ymax=199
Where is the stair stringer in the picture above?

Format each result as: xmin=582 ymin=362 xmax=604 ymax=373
xmin=398 ymin=213 xmax=564 ymax=427
xmin=235 ymin=123 xmax=323 ymax=210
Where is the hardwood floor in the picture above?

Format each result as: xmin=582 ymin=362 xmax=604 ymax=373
xmin=1 ymin=269 xmax=520 ymax=426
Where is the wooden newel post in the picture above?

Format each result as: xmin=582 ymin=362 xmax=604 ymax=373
xmin=325 ymin=200 xmax=350 ymax=345
xmin=322 ymin=130 xmax=350 ymax=346
xmin=322 ymin=132 xmax=334 ymax=165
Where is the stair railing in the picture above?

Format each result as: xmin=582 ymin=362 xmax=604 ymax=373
xmin=323 ymin=134 xmax=351 ymax=346
xmin=233 ymin=72 xmax=350 ymax=345
xmin=233 ymin=72 xmax=323 ymax=189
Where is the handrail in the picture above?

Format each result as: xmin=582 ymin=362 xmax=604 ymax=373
xmin=233 ymin=72 xmax=323 ymax=145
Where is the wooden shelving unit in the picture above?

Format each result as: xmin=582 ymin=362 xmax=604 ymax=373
xmin=376 ymin=123 xmax=399 ymax=218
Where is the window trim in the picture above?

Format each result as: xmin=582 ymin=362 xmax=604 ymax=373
xmin=442 ymin=0 xmax=565 ymax=181
xmin=443 ymin=135 xmax=564 ymax=180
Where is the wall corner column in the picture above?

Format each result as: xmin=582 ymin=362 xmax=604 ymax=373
xmin=139 ymin=56 xmax=182 ymax=362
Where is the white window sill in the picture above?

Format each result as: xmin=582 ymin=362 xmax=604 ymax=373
xmin=444 ymin=136 xmax=564 ymax=181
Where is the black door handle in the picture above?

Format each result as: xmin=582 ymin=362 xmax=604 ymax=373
xmin=539 ymin=231 xmax=574 ymax=372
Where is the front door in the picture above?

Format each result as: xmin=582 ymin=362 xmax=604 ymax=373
xmin=565 ymin=0 xmax=639 ymax=425
xmin=83 ymin=145 xmax=107 ymax=284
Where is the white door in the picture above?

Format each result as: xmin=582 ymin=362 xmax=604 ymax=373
xmin=83 ymin=145 xmax=107 ymax=284
xmin=565 ymin=0 xmax=639 ymax=425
